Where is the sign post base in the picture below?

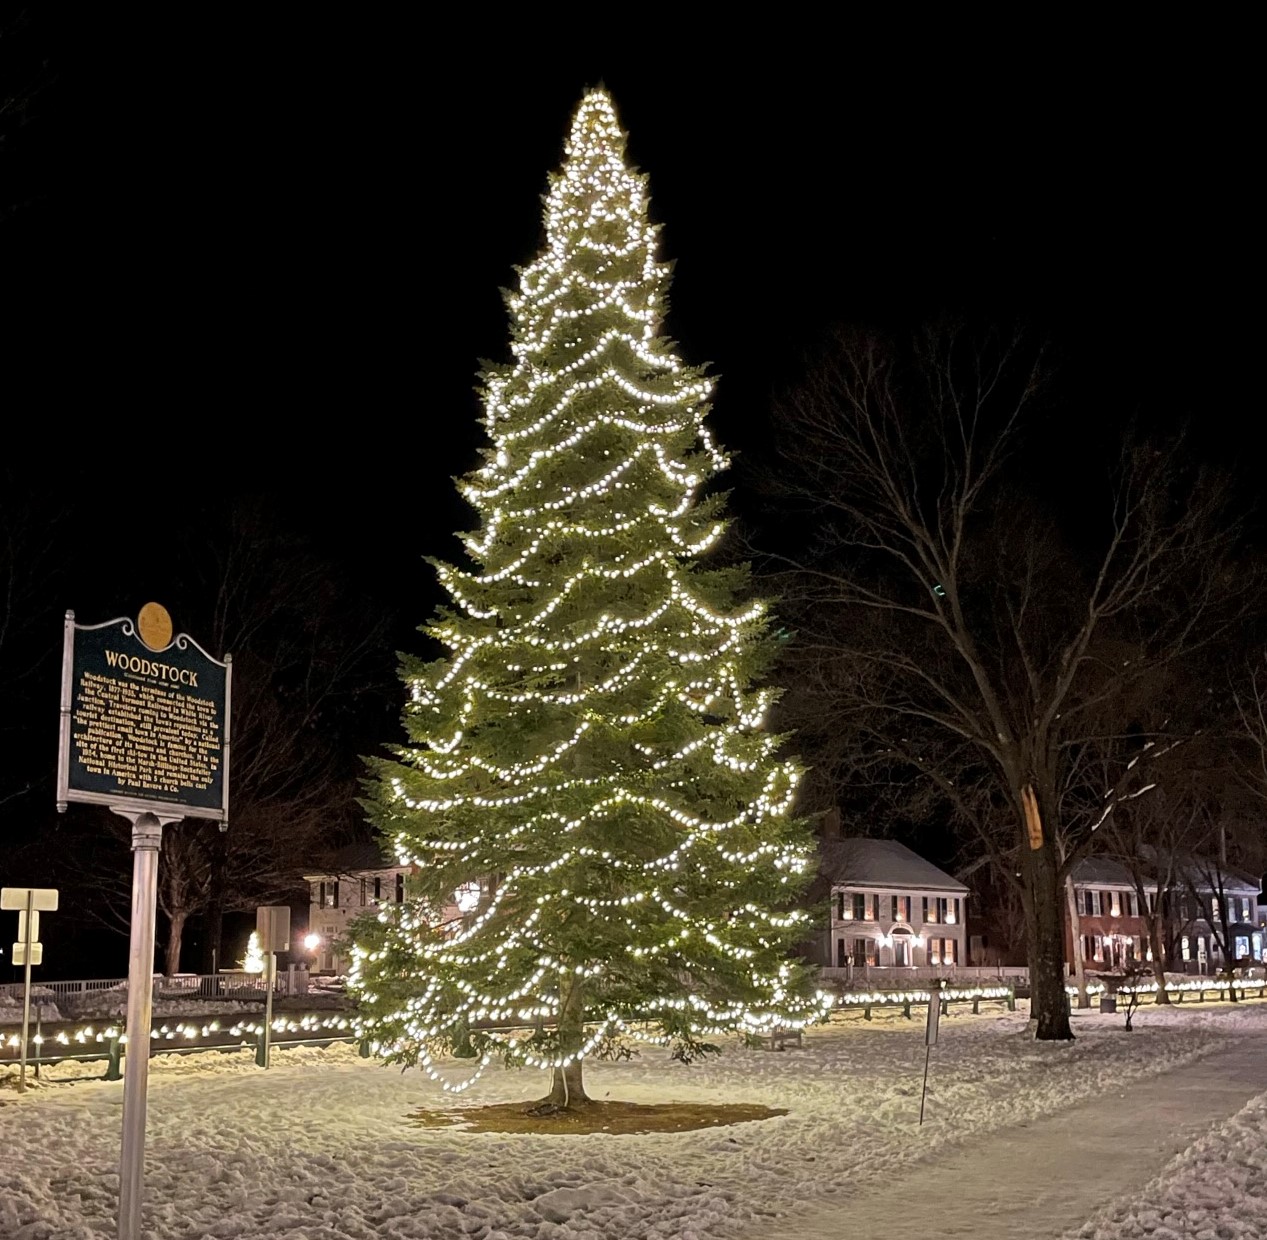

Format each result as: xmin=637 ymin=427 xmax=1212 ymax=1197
xmin=115 ymin=809 xmax=181 ymax=1240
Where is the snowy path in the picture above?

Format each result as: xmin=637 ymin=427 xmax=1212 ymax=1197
xmin=751 ymin=1032 xmax=1267 ymax=1240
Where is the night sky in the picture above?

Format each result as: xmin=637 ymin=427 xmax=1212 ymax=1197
xmin=2 ymin=16 xmax=1255 ymax=969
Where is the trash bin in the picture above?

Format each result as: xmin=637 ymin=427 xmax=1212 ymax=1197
xmin=1099 ymin=994 xmax=1117 ymax=1013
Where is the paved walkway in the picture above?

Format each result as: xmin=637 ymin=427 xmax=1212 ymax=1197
xmin=750 ymin=1034 xmax=1267 ymax=1239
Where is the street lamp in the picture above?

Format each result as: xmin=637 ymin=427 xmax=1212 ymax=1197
xmin=303 ymin=932 xmax=322 ymax=953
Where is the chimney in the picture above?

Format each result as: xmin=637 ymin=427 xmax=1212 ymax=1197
xmin=822 ymin=807 xmax=842 ymax=840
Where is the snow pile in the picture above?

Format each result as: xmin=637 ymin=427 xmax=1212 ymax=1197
xmin=0 ymin=989 xmax=62 ymax=1024
xmin=3 ymin=1002 xmax=1266 ymax=1239
xmin=1070 ymin=1088 xmax=1267 ymax=1240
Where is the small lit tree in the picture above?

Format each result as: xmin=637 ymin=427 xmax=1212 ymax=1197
xmin=351 ymin=88 xmax=824 ymax=1108
xmin=241 ymin=931 xmax=265 ymax=974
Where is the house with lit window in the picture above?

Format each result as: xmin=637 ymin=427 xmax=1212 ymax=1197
xmin=1066 ymin=854 xmax=1264 ymax=977
xmin=304 ymin=843 xmax=411 ymax=974
xmin=304 ymin=842 xmax=482 ymax=974
xmin=809 ymin=835 xmax=970 ymax=978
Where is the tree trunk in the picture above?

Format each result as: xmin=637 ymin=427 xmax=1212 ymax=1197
xmin=1064 ymin=876 xmax=1090 ymax=1008
xmin=201 ymin=829 xmax=229 ymax=975
xmin=1147 ymin=914 xmax=1171 ymax=1003
xmin=1019 ymin=795 xmax=1074 ymax=1040
xmin=543 ymin=980 xmax=589 ymax=1109
xmin=165 ymin=910 xmax=187 ymax=978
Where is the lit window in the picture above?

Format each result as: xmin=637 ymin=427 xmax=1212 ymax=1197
xmin=1181 ymin=936 xmax=1191 ymax=962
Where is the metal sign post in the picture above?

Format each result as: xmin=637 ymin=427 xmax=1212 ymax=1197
xmin=56 ymin=604 xmax=231 ymax=1240
xmin=255 ymin=906 xmax=290 ymax=1069
xmin=919 ymin=981 xmax=944 ymax=1125
xmin=2 ymin=887 xmax=58 ymax=1094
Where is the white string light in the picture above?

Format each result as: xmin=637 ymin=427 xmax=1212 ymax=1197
xmin=350 ymin=87 xmax=828 ymax=1086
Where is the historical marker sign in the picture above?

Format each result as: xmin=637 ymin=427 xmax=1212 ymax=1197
xmin=57 ymin=607 xmax=232 ymax=821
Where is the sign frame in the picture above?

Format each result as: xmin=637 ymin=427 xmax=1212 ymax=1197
xmin=56 ymin=611 xmax=233 ymax=823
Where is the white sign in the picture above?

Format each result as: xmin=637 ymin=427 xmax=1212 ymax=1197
xmin=925 ymin=985 xmax=942 ymax=1046
xmin=1 ymin=887 xmax=59 ymax=912
xmin=12 ymin=941 xmax=43 ymax=966
xmin=17 ymin=909 xmax=39 ymax=942
xmin=256 ymin=905 xmax=291 ymax=953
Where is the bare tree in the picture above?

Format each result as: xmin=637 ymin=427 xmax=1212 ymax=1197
xmin=762 ymin=325 xmax=1253 ymax=1040
xmin=53 ymin=501 xmax=392 ymax=973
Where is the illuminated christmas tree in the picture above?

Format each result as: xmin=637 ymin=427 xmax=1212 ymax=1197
xmin=241 ymin=931 xmax=265 ymax=974
xmin=351 ymin=88 xmax=824 ymax=1108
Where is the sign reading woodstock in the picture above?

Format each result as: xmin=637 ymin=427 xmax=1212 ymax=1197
xmin=57 ymin=604 xmax=231 ymax=819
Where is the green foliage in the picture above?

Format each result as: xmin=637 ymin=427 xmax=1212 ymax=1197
xmin=351 ymin=89 xmax=825 ymax=1081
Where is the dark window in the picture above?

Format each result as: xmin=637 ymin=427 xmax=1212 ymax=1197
xmin=922 ymin=896 xmax=929 ymax=923
xmin=332 ymin=881 xmax=340 ymax=908
xmin=891 ymin=894 xmax=898 ymax=920
xmin=852 ymin=938 xmax=868 ymax=967
xmin=395 ymin=873 xmax=404 ymax=903
xmin=852 ymin=893 xmax=866 ymax=921
xmin=374 ymin=876 xmax=382 ymax=900
xmin=1084 ymin=891 xmax=1094 ymax=916
xmin=953 ymin=898 xmax=961 ymax=924
xmin=836 ymin=939 xmax=847 ymax=967
xmin=318 ymin=882 xmax=326 ymax=907
xmin=837 ymin=892 xmax=845 ymax=920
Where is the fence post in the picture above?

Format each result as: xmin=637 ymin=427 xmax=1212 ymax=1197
xmin=1007 ymin=984 xmax=1016 ymax=1013
xmin=972 ymin=996 xmax=980 ymax=1015
xmin=105 ymin=1032 xmax=123 ymax=1081
xmin=255 ymin=1022 xmax=268 ymax=1068
xmin=902 ymin=999 xmax=911 ymax=1019
xmin=358 ymin=1036 xmax=371 ymax=1059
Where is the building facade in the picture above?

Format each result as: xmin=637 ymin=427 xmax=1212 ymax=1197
xmin=812 ymin=837 xmax=970 ymax=975
xmin=1066 ymin=856 xmax=1264 ymax=977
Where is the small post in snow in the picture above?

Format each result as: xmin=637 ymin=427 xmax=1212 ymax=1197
xmin=919 ymin=980 xmax=944 ymax=1125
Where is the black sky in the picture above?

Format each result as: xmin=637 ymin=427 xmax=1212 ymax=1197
xmin=2 ymin=17 xmax=1256 ymax=842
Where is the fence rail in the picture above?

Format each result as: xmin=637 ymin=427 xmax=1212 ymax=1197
xmin=0 ymin=970 xmax=310 ymax=1003
xmin=819 ymin=965 xmax=1030 ymax=986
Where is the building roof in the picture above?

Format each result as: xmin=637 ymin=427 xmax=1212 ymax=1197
xmin=1072 ymin=852 xmax=1260 ymax=896
xmin=820 ymin=837 xmax=968 ymax=894
xmin=1070 ymin=856 xmax=1137 ymax=886
xmin=303 ymin=840 xmax=396 ymax=879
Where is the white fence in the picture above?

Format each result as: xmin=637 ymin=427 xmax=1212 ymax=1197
xmin=819 ymin=965 xmax=1030 ymax=987
xmin=0 ymin=970 xmax=309 ymax=1002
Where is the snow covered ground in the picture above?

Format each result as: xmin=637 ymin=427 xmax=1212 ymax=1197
xmin=4 ymin=1000 xmax=1267 ymax=1239
xmin=1068 ymin=1085 xmax=1267 ymax=1240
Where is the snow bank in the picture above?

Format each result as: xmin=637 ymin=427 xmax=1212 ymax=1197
xmin=1069 ymin=1085 xmax=1267 ymax=1240
xmin=4 ymin=1000 xmax=1266 ymax=1239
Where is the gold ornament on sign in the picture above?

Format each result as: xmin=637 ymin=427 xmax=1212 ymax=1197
xmin=137 ymin=602 xmax=173 ymax=652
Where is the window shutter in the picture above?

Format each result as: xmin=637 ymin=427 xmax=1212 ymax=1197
xmin=922 ymin=897 xmax=929 ymax=923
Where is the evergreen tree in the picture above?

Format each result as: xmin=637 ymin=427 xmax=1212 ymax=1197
xmin=352 ymin=88 xmax=824 ymax=1107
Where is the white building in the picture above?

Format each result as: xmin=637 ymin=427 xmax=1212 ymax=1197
xmin=303 ymin=843 xmax=477 ymax=974
xmin=812 ymin=836 xmax=970 ymax=977
xmin=304 ymin=843 xmax=412 ymax=974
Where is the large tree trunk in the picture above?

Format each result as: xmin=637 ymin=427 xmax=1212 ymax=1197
xmin=165 ymin=910 xmax=187 ymax=978
xmin=542 ymin=981 xmax=589 ymax=1109
xmin=1019 ymin=789 xmax=1074 ymax=1040
xmin=1147 ymin=913 xmax=1171 ymax=1003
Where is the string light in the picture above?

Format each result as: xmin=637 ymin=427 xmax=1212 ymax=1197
xmin=350 ymin=87 xmax=827 ymax=1090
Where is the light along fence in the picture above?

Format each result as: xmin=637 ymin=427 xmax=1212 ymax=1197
xmin=833 ymin=983 xmax=1017 ymax=1022
xmin=0 ymin=1013 xmax=360 ymax=1079
xmin=1068 ymin=978 xmax=1267 ymax=1004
